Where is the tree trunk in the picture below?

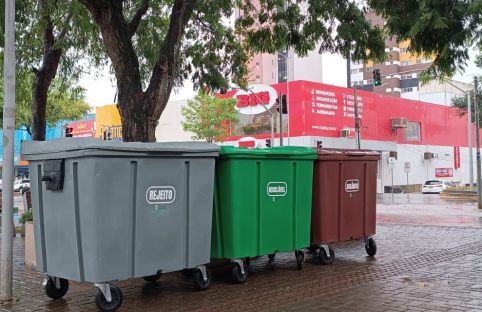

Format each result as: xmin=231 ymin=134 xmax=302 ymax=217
xmin=80 ymin=0 xmax=196 ymax=142
xmin=31 ymin=50 xmax=61 ymax=141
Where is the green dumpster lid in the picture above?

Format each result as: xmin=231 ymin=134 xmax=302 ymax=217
xmin=21 ymin=138 xmax=220 ymax=160
xmin=219 ymin=146 xmax=317 ymax=159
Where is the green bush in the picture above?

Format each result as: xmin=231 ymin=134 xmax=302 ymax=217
xmin=19 ymin=210 xmax=33 ymax=224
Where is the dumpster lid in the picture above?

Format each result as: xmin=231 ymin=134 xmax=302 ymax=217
xmin=219 ymin=146 xmax=317 ymax=159
xmin=317 ymin=148 xmax=380 ymax=159
xmin=21 ymin=138 xmax=220 ymax=160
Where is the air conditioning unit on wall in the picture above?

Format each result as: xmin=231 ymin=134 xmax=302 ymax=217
xmin=424 ymin=152 xmax=434 ymax=160
xmin=391 ymin=117 xmax=408 ymax=128
xmin=340 ymin=129 xmax=350 ymax=137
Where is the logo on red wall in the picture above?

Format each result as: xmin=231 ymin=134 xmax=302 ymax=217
xmin=234 ymin=84 xmax=277 ymax=115
xmin=435 ymin=168 xmax=453 ymax=178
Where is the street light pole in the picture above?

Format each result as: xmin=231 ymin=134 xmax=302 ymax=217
xmin=441 ymin=79 xmax=475 ymax=188
xmin=468 ymin=93 xmax=474 ymax=187
xmin=353 ymin=85 xmax=361 ymax=149
xmin=474 ymin=76 xmax=482 ymax=209
xmin=0 ymin=0 xmax=16 ymax=301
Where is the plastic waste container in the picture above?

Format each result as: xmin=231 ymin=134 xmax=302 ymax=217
xmin=21 ymin=138 xmax=219 ymax=312
xmin=211 ymin=146 xmax=317 ymax=283
xmin=310 ymin=148 xmax=380 ymax=265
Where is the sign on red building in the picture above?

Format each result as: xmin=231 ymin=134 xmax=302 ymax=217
xmin=66 ymin=120 xmax=95 ymax=138
xmin=454 ymin=146 xmax=461 ymax=169
xmin=435 ymin=168 xmax=453 ymax=178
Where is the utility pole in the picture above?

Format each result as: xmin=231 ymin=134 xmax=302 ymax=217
xmin=0 ymin=0 xmax=16 ymax=301
xmin=474 ymin=76 xmax=482 ymax=209
xmin=468 ymin=93 xmax=474 ymax=187
xmin=354 ymin=85 xmax=361 ymax=149
xmin=279 ymin=92 xmax=283 ymax=146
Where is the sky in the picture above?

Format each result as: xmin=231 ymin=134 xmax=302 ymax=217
xmin=79 ymin=50 xmax=479 ymax=109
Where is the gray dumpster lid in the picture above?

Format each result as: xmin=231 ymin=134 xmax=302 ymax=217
xmin=21 ymin=138 xmax=220 ymax=160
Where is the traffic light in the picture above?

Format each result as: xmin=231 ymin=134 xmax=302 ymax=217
xmin=65 ymin=126 xmax=73 ymax=137
xmin=373 ymin=69 xmax=381 ymax=86
xmin=265 ymin=139 xmax=271 ymax=148
xmin=276 ymin=95 xmax=288 ymax=114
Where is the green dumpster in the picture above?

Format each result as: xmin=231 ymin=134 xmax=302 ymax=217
xmin=211 ymin=146 xmax=317 ymax=283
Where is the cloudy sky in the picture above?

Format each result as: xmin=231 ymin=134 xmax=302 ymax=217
xmin=80 ymin=50 xmax=479 ymax=109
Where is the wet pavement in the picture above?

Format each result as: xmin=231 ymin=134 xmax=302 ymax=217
xmin=2 ymin=193 xmax=482 ymax=311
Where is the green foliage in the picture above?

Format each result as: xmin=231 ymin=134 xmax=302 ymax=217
xmin=0 ymin=60 xmax=91 ymax=132
xmin=181 ymin=93 xmax=239 ymax=143
xmin=451 ymin=90 xmax=482 ymax=128
xmin=237 ymin=0 xmax=387 ymax=63
xmin=19 ymin=210 xmax=33 ymax=224
xmin=369 ymin=0 xmax=480 ymax=80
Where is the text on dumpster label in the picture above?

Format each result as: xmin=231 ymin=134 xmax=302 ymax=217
xmin=267 ymin=182 xmax=288 ymax=197
xmin=146 ymin=186 xmax=176 ymax=205
xmin=345 ymin=179 xmax=360 ymax=193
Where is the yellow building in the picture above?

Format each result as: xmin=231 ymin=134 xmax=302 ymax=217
xmin=95 ymin=104 xmax=123 ymax=140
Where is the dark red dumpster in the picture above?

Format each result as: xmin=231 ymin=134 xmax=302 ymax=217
xmin=310 ymin=149 xmax=381 ymax=264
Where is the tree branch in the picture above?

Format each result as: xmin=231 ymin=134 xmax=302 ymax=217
xmin=129 ymin=0 xmax=149 ymax=37
xmin=57 ymin=12 xmax=73 ymax=42
xmin=145 ymin=0 xmax=196 ymax=116
xmin=39 ymin=0 xmax=55 ymax=53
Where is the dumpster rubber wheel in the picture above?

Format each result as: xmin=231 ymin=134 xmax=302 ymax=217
xmin=268 ymin=253 xmax=276 ymax=261
xmin=365 ymin=237 xmax=377 ymax=257
xmin=95 ymin=285 xmax=123 ymax=312
xmin=181 ymin=268 xmax=195 ymax=278
xmin=193 ymin=269 xmax=211 ymax=291
xmin=231 ymin=261 xmax=247 ymax=284
xmin=142 ymin=271 xmax=162 ymax=283
xmin=295 ymin=251 xmax=304 ymax=270
xmin=319 ymin=246 xmax=335 ymax=265
xmin=45 ymin=277 xmax=69 ymax=299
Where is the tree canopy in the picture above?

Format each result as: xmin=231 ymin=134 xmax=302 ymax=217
xmin=369 ymin=0 xmax=482 ymax=80
xmin=0 ymin=64 xmax=91 ymax=134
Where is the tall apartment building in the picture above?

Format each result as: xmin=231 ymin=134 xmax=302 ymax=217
xmin=349 ymin=12 xmax=435 ymax=99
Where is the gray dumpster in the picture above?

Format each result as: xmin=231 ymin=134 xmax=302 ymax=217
xmin=21 ymin=138 xmax=219 ymax=312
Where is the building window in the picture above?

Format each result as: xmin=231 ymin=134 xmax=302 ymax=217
xmin=366 ymin=79 xmax=373 ymax=84
xmin=401 ymin=61 xmax=410 ymax=66
xmin=359 ymin=68 xmax=364 ymax=73
xmin=350 ymin=69 xmax=359 ymax=74
xmin=366 ymin=66 xmax=373 ymax=72
xmin=400 ymin=47 xmax=407 ymax=53
xmin=401 ymin=87 xmax=417 ymax=93
xmin=404 ymin=121 xmax=421 ymax=141
xmin=401 ymin=74 xmax=413 ymax=80
xmin=416 ymin=58 xmax=422 ymax=64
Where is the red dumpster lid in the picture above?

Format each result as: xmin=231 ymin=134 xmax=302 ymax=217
xmin=316 ymin=148 xmax=381 ymax=160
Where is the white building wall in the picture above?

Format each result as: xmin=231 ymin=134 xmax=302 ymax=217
xmin=155 ymin=99 xmax=194 ymax=142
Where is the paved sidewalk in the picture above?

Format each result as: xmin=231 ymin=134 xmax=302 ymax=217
xmin=2 ymin=194 xmax=482 ymax=312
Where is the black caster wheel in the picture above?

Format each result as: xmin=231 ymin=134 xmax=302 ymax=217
xmin=180 ymin=268 xmax=195 ymax=278
xmin=231 ymin=261 xmax=248 ymax=284
xmin=365 ymin=237 xmax=377 ymax=257
xmin=193 ymin=268 xmax=211 ymax=291
xmin=267 ymin=253 xmax=276 ymax=261
xmin=295 ymin=250 xmax=304 ymax=270
xmin=142 ymin=271 xmax=162 ymax=283
xmin=319 ymin=246 xmax=335 ymax=265
xmin=45 ymin=277 xmax=69 ymax=299
xmin=95 ymin=285 xmax=123 ymax=312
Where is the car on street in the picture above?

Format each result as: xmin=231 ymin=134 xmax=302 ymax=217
xmin=14 ymin=177 xmax=30 ymax=193
xmin=422 ymin=180 xmax=449 ymax=194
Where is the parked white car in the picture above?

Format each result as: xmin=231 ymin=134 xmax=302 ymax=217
xmin=422 ymin=180 xmax=449 ymax=194
xmin=13 ymin=178 xmax=30 ymax=192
